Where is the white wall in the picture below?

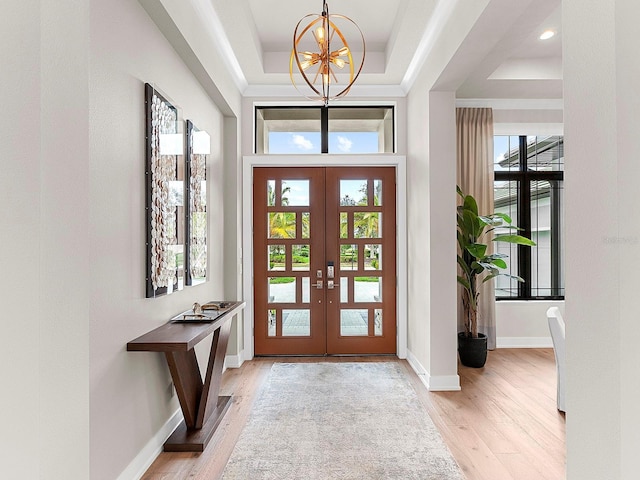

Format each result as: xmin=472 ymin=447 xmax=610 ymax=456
xmin=88 ymin=0 xmax=238 ymax=478
xmin=404 ymin=0 xmax=497 ymax=390
xmin=1 ymin=3 xmax=43 ymax=478
xmin=564 ymin=0 xmax=640 ymax=478
xmin=405 ymin=89 xmax=460 ymax=390
xmin=496 ymin=301 xmax=563 ymax=347
xmin=1 ymin=0 xmax=241 ymax=479
xmin=1 ymin=1 xmax=91 ymax=479
xmin=406 ymin=84 xmax=433 ymax=375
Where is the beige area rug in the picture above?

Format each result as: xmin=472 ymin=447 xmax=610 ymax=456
xmin=221 ymin=362 xmax=464 ymax=480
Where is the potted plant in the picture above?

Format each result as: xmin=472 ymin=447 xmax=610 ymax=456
xmin=456 ymin=186 xmax=535 ymax=367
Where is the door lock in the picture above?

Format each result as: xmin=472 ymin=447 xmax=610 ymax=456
xmin=327 ymin=261 xmax=334 ymax=279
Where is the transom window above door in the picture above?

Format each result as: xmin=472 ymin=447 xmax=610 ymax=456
xmin=255 ymin=106 xmax=395 ymax=155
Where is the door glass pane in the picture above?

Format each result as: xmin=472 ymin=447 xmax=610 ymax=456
xmin=354 ymin=277 xmax=382 ymax=302
xmin=354 ymin=212 xmax=381 ymax=238
xmin=267 ymin=180 xmax=276 ymax=206
xmin=340 ymin=244 xmax=358 ymax=270
xmin=268 ymin=245 xmax=285 ymax=271
xmin=283 ymin=309 xmax=310 ymax=336
xmin=340 ymin=277 xmax=348 ymax=303
xmin=340 ymin=212 xmax=349 ymax=239
xmin=301 ymin=213 xmax=310 ymax=239
xmin=268 ymin=309 xmax=276 ymax=336
xmin=364 ymin=244 xmax=381 ymax=270
xmin=292 ymin=245 xmax=310 ymax=271
xmin=302 ymin=277 xmax=310 ymax=303
xmin=340 ymin=180 xmax=367 ymax=206
xmin=374 ymin=309 xmax=383 ymax=336
xmin=340 ymin=309 xmax=368 ymax=336
xmin=282 ymin=180 xmax=309 ymax=206
xmin=269 ymin=277 xmax=296 ymax=303
xmin=374 ymin=179 xmax=383 ymax=205
xmin=268 ymin=212 xmax=296 ymax=239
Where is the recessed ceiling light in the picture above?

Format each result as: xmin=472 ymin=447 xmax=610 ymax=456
xmin=539 ymin=30 xmax=555 ymax=40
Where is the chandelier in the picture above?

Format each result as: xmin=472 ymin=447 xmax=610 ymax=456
xmin=290 ymin=0 xmax=365 ymax=105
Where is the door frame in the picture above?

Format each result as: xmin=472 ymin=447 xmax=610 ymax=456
xmin=242 ymin=155 xmax=407 ymax=360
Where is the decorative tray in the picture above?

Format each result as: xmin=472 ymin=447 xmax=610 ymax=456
xmin=171 ymin=301 xmax=234 ymax=323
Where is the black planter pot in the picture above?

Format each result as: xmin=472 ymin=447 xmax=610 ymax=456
xmin=458 ymin=332 xmax=488 ymax=368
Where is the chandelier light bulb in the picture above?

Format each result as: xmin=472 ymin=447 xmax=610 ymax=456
xmin=332 ymin=57 xmax=346 ymax=69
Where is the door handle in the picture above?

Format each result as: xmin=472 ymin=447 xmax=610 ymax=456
xmin=315 ymin=280 xmax=323 ymax=289
xmin=327 ymin=280 xmax=339 ymax=289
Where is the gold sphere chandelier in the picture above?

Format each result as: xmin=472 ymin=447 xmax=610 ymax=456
xmin=290 ymin=0 xmax=366 ymax=105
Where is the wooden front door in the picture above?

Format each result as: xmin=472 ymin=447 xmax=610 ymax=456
xmin=253 ymin=167 xmax=396 ymax=355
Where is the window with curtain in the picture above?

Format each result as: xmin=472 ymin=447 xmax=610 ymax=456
xmin=255 ymin=106 xmax=395 ymax=154
xmin=494 ymin=135 xmax=564 ymax=300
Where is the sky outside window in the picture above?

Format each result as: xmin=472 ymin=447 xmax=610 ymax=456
xmin=268 ymin=132 xmax=379 ymax=154
xmin=269 ymin=132 xmax=321 ymax=154
xmin=329 ymin=132 xmax=378 ymax=153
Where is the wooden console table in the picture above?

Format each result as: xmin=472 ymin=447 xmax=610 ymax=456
xmin=127 ymin=301 xmax=245 ymax=452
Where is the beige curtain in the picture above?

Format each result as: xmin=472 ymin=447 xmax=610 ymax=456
xmin=456 ymin=108 xmax=496 ymax=349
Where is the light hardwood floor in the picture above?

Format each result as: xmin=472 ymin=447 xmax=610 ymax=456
xmin=142 ymin=350 xmax=565 ymax=480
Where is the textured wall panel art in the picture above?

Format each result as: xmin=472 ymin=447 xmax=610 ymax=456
xmin=185 ymin=120 xmax=209 ymax=286
xmin=145 ymin=83 xmax=185 ymax=298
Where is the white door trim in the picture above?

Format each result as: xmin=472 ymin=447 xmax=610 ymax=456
xmin=242 ymin=155 xmax=407 ymax=360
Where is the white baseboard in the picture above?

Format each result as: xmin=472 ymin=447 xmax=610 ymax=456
xmin=496 ymin=337 xmax=553 ymax=348
xmin=224 ymin=350 xmax=245 ymax=369
xmin=117 ymin=408 xmax=182 ymax=480
xmin=406 ymin=349 xmax=461 ymax=392
xmin=428 ymin=374 xmax=462 ymax=391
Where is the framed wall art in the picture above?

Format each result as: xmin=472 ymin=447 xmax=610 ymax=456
xmin=185 ymin=120 xmax=209 ymax=286
xmin=144 ymin=83 xmax=186 ymax=298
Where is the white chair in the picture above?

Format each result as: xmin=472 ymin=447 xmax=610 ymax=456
xmin=546 ymin=307 xmax=566 ymax=412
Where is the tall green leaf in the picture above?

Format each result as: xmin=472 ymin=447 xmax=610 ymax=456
xmin=493 ymin=234 xmax=536 ymax=246
xmin=463 ymin=194 xmax=479 ymax=216
xmin=466 ymin=243 xmax=487 ymax=259
xmin=490 ymin=212 xmax=513 ymax=224
xmin=490 ymin=258 xmax=507 ymax=269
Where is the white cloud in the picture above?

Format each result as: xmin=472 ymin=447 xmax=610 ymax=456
xmin=337 ymin=135 xmax=353 ymax=153
xmin=291 ymin=134 xmax=314 ymax=150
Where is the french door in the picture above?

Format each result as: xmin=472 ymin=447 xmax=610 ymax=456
xmin=253 ymin=167 xmax=396 ymax=355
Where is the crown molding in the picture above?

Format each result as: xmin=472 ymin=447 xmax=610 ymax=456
xmin=455 ymin=98 xmax=564 ymax=110
xmin=243 ymin=83 xmax=407 ymax=99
